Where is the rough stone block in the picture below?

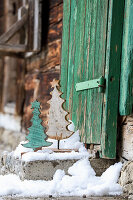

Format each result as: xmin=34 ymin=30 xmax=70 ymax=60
xmin=119 ymin=161 xmax=133 ymax=195
xmin=0 ymin=152 xmax=117 ymax=181
xmin=19 ymin=159 xmax=78 ymax=181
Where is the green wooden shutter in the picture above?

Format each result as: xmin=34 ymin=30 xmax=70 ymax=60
xmin=61 ymin=0 xmax=125 ymax=159
xmin=119 ymin=0 xmax=133 ymax=116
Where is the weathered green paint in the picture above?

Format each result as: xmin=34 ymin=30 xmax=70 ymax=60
xmin=23 ymin=100 xmax=52 ymax=150
xmin=76 ymin=76 xmax=105 ymax=92
xmin=60 ymin=0 xmax=71 ymax=102
xmin=61 ymin=0 xmax=108 ymax=145
xmin=101 ymin=0 xmax=125 ymax=158
xmin=119 ymin=0 xmax=133 ymax=116
xmin=61 ymin=0 xmax=125 ymax=158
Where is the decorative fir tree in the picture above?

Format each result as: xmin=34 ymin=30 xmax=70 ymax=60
xmin=46 ymin=79 xmax=73 ymax=147
xmin=22 ymin=100 xmax=52 ymax=150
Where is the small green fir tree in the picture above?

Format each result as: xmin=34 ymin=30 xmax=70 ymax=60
xmin=22 ymin=100 xmax=52 ymax=150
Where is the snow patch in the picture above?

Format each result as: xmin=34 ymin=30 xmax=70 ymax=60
xmin=0 ymin=159 xmax=123 ymax=197
xmin=13 ymin=121 xmax=82 ymax=161
xmin=13 ymin=130 xmax=86 ymax=160
xmin=0 ymin=113 xmax=21 ymax=132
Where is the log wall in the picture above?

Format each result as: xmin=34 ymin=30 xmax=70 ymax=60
xmin=23 ymin=0 xmax=63 ymax=130
xmin=0 ymin=0 xmax=25 ymax=115
xmin=0 ymin=0 xmax=5 ymax=111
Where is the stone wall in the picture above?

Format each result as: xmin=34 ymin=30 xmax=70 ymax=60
xmin=119 ymin=115 xmax=133 ymax=161
xmin=119 ymin=161 xmax=133 ymax=197
xmin=118 ymin=115 xmax=133 ymax=198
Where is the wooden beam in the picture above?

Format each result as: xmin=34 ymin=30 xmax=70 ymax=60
xmin=0 ymin=12 xmax=28 ymax=43
xmin=28 ymin=0 xmax=41 ymax=52
xmin=0 ymin=52 xmax=24 ymax=58
xmin=0 ymin=44 xmax=27 ymax=53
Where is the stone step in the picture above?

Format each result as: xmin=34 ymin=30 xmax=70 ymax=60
xmin=0 ymin=195 xmax=129 ymax=200
xmin=0 ymin=152 xmax=116 ymax=180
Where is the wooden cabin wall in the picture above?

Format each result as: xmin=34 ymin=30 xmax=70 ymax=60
xmin=0 ymin=0 xmax=25 ymax=115
xmin=23 ymin=0 xmax=63 ymax=131
xmin=0 ymin=0 xmax=5 ymax=111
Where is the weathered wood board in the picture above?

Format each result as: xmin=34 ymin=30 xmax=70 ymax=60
xmin=46 ymin=80 xmax=73 ymax=140
xmin=61 ymin=0 xmax=125 ymax=158
xmin=119 ymin=0 xmax=133 ymax=116
xmin=61 ymin=0 xmax=108 ymax=144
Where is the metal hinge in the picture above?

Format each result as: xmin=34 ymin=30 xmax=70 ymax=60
xmin=76 ymin=76 xmax=106 ymax=93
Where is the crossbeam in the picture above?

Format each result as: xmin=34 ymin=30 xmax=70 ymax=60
xmin=0 ymin=12 xmax=28 ymax=43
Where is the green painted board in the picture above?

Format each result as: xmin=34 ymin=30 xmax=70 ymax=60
xmin=101 ymin=0 xmax=125 ymax=158
xmin=119 ymin=0 xmax=133 ymax=116
xmin=61 ymin=0 xmax=125 ymax=158
xmin=60 ymin=0 xmax=71 ymax=102
xmin=61 ymin=0 xmax=108 ymax=145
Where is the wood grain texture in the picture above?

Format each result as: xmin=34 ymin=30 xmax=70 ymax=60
xmin=27 ymin=0 xmax=41 ymax=52
xmin=23 ymin=70 xmax=60 ymax=131
xmin=119 ymin=0 xmax=133 ymax=116
xmin=60 ymin=0 xmax=70 ymax=101
xmin=0 ymin=59 xmax=4 ymax=111
xmin=46 ymin=82 xmax=72 ymax=140
xmin=61 ymin=0 xmax=125 ymax=158
xmin=0 ymin=0 xmax=26 ymax=115
xmin=0 ymin=44 xmax=26 ymax=53
xmin=61 ymin=0 xmax=108 ymax=145
xmin=26 ymin=1 xmax=63 ymax=72
xmin=0 ymin=12 xmax=28 ymax=43
xmin=101 ymin=0 xmax=125 ymax=158
xmin=23 ymin=0 xmax=63 ymax=131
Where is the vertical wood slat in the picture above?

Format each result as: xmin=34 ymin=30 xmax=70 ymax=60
xmin=61 ymin=0 xmax=108 ymax=145
xmin=61 ymin=0 xmax=125 ymax=158
xmin=101 ymin=0 xmax=125 ymax=158
xmin=65 ymin=0 xmax=77 ymax=114
xmin=119 ymin=0 xmax=133 ymax=116
xmin=72 ymin=0 xmax=86 ymax=134
xmin=60 ymin=0 xmax=71 ymax=104
xmin=0 ymin=59 xmax=4 ymax=111
xmin=89 ymin=1 xmax=108 ymax=144
xmin=16 ymin=59 xmax=25 ymax=115
xmin=61 ymin=0 xmax=108 ymax=144
xmin=28 ymin=0 xmax=42 ymax=52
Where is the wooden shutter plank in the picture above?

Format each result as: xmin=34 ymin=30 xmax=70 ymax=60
xmin=90 ymin=1 xmax=108 ymax=144
xmin=86 ymin=0 xmax=98 ymax=143
xmin=101 ymin=0 xmax=125 ymax=158
xmin=79 ymin=0 xmax=91 ymax=143
xmin=65 ymin=0 xmax=77 ymax=114
xmin=60 ymin=0 xmax=71 ymax=104
xmin=119 ymin=0 xmax=133 ymax=116
xmin=72 ymin=1 xmax=86 ymax=135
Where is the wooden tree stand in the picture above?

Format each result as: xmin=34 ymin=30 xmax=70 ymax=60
xmin=21 ymin=148 xmax=79 ymax=157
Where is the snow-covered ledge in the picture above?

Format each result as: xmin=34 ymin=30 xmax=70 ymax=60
xmin=0 ymin=131 xmax=124 ymax=197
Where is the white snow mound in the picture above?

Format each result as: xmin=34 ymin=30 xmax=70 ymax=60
xmin=0 ymin=159 xmax=123 ymax=197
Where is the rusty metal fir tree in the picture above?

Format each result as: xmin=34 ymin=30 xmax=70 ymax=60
xmin=22 ymin=100 xmax=52 ymax=150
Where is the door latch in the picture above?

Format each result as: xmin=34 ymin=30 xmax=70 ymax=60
xmin=76 ymin=76 xmax=106 ymax=93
